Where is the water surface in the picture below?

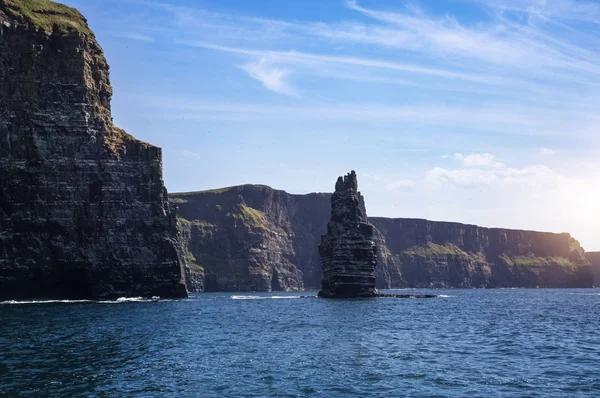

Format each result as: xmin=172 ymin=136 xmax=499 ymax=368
xmin=1 ymin=289 xmax=599 ymax=397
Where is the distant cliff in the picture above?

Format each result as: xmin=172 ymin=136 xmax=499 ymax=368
xmin=170 ymin=185 xmax=593 ymax=291
xmin=584 ymin=253 xmax=600 ymax=287
xmin=0 ymin=0 xmax=186 ymax=299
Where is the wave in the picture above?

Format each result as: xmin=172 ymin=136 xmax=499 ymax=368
xmin=0 ymin=296 xmax=162 ymax=305
xmin=231 ymin=295 xmax=302 ymax=300
xmin=0 ymin=299 xmax=92 ymax=305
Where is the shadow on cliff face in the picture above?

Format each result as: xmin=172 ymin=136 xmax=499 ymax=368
xmin=170 ymin=182 xmax=594 ymax=293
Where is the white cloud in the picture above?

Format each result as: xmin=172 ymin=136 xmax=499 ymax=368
xmin=454 ymin=153 xmax=498 ymax=167
xmin=239 ymin=58 xmax=297 ymax=96
xmin=385 ymin=179 xmax=415 ymax=192
xmin=179 ymin=41 xmax=512 ymax=85
xmin=540 ymin=148 xmax=556 ymax=155
xmin=427 ymin=161 xmax=558 ymax=188
xmin=472 ymin=0 xmax=600 ymax=24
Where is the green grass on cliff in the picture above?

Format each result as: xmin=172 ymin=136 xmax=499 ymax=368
xmin=177 ymin=217 xmax=215 ymax=230
xmin=227 ymin=205 xmax=267 ymax=229
xmin=169 ymin=185 xmax=275 ymax=197
xmin=2 ymin=0 xmax=92 ymax=35
xmin=402 ymin=242 xmax=485 ymax=261
xmin=500 ymin=254 xmax=575 ymax=268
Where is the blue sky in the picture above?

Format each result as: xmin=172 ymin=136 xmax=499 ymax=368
xmin=65 ymin=0 xmax=600 ymax=249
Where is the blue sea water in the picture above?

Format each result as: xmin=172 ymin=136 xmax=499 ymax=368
xmin=1 ymin=289 xmax=599 ymax=397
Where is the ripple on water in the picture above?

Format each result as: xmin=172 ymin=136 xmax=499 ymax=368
xmin=1 ymin=289 xmax=600 ymax=397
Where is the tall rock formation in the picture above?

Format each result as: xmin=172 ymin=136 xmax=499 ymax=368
xmin=318 ymin=171 xmax=378 ymax=298
xmin=0 ymin=0 xmax=187 ymax=299
xmin=171 ymin=184 xmax=593 ymax=291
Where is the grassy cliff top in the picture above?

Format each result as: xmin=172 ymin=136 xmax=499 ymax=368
xmin=169 ymin=185 xmax=276 ymax=198
xmin=2 ymin=0 xmax=92 ymax=35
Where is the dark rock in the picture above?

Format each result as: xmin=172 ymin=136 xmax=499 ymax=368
xmin=0 ymin=1 xmax=187 ymax=299
xmin=371 ymin=218 xmax=593 ymax=288
xmin=170 ymin=185 xmax=593 ymax=291
xmin=584 ymin=252 xmax=600 ymax=287
xmin=318 ymin=171 xmax=378 ymax=298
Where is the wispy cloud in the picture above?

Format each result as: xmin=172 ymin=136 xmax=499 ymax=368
xmin=239 ymin=59 xmax=297 ymax=96
xmin=540 ymin=148 xmax=556 ymax=155
xmin=138 ymin=94 xmax=599 ymax=137
xmin=427 ymin=161 xmax=558 ymax=188
xmin=179 ymin=41 xmax=516 ymax=85
xmin=472 ymin=0 xmax=600 ymax=23
xmin=181 ymin=149 xmax=201 ymax=159
xmin=114 ymin=32 xmax=155 ymax=42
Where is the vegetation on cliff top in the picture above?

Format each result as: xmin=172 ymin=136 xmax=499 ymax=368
xmin=499 ymin=254 xmax=577 ymax=268
xmin=402 ymin=242 xmax=486 ymax=262
xmin=2 ymin=0 xmax=92 ymax=35
xmin=170 ymin=185 xmax=275 ymax=198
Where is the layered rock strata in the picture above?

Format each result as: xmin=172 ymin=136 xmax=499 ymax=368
xmin=0 ymin=0 xmax=187 ymax=299
xmin=584 ymin=252 xmax=600 ymax=287
xmin=317 ymin=171 xmax=378 ymax=298
xmin=171 ymin=184 xmax=593 ymax=291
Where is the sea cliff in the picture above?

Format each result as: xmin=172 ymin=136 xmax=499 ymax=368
xmin=170 ymin=184 xmax=593 ymax=291
xmin=0 ymin=0 xmax=187 ymax=299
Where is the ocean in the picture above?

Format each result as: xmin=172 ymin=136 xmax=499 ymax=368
xmin=1 ymin=289 xmax=599 ymax=397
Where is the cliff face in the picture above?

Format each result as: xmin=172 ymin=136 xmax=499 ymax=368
xmin=171 ymin=185 xmax=329 ymax=292
xmin=171 ymin=184 xmax=593 ymax=291
xmin=371 ymin=218 xmax=592 ymax=288
xmin=0 ymin=0 xmax=187 ymax=299
xmin=584 ymin=252 xmax=600 ymax=287
xmin=318 ymin=171 xmax=378 ymax=298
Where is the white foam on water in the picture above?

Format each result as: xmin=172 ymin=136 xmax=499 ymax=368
xmin=0 ymin=299 xmax=92 ymax=305
xmin=1 ymin=296 xmax=163 ymax=305
xmin=231 ymin=295 xmax=263 ymax=300
xmin=231 ymin=295 xmax=302 ymax=300
xmin=99 ymin=297 xmax=161 ymax=304
xmin=438 ymin=295 xmax=451 ymax=298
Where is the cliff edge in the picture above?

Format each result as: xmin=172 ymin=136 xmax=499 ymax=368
xmin=171 ymin=184 xmax=593 ymax=291
xmin=0 ymin=0 xmax=187 ymax=299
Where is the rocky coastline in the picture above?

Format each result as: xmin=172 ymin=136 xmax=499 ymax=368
xmin=171 ymin=183 xmax=593 ymax=292
xmin=0 ymin=0 xmax=187 ymax=299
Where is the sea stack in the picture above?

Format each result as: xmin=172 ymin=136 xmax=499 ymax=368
xmin=0 ymin=0 xmax=187 ymax=299
xmin=318 ymin=171 xmax=379 ymax=298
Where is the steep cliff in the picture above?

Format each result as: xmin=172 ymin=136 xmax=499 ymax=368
xmin=0 ymin=0 xmax=187 ymax=299
xmin=584 ymin=252 xmax=600 ymax=287
xmin=319 ymin=171 xmax=378 ymax=298
xmin=171 ymin=184 xmax=592 ymax=291
xmin=371 ymin=218 xmax=592 ymax=288
xmin=171 ymin=185 xmax=329 ymax=292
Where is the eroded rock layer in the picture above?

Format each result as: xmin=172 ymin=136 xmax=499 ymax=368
xmin=584 ymin=252 xmax=600 ymax=287
xmin=317 ymin=171 xmax=378 ymax=298
xmin=171 ymin=184 xmax=593 ymax=291
xmin=0 ymin=1 xmax=186 ymax=299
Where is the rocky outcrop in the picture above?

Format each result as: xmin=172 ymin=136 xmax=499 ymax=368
xmin=584 ymin=252 xmax=600 ymax=287
xmin=318 ymin=171 xmax=378 ymax=298
xmin=0 ymin=0 xmax=187 ymax=299
xmin=171 ymin=184 xmax=593 ymax=291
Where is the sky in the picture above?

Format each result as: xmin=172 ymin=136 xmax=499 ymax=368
xmin=65 ymin=0 xmax=600 ymax=250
